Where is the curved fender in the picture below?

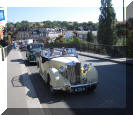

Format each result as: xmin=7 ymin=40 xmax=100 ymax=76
xmin=48 ymin=68 xmax=70 ymax=87
xmin=86 ymin=65 xmax=98 ymax=84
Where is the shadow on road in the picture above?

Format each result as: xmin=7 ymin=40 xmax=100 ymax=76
xmin=85 ymin=59 xmax=106 ymax=63
xmin=11 ymin=57 xmax=126 ymax=108
xmin=11 ymin=59 xmax=25 ymax=64
xmin=11 ymin=58 xmax=36 ymax=66
xmin=27 ymin=63 xmax=126 ymax=108
xmin=28 ymin=73 xmax=96 ymax=105
xmin=24 ymin=59 xmax=37 ymax=67
xmin=11 ymin=73 xmax=37 ymax=98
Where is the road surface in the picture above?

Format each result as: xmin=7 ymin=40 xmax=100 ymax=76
xmin=20 ymin=51 xmax=126 ymax=108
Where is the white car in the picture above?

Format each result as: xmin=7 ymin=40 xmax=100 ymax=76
xmin=38 ymin=48 xmax=98 ymax=94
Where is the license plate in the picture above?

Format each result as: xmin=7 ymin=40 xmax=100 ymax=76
xmin=74 ymin=87 xmax=86 ymax=92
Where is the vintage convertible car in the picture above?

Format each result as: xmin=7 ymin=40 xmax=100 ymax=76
xmin=39 ymin=48 xmax=98 ymax=94
xmin=26 ymin=43 xmax=44 ymax=64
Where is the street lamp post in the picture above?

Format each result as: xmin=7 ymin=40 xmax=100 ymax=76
xmin=123 ymin=0 xmax=125 ymax=22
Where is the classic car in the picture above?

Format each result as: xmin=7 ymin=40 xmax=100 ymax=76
xmin=26 ymin=43 xmax=44 ymax=64
xmin=38 ymin=48 xmax=98 ymax=94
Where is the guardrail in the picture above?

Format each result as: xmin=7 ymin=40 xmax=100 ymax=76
xmin=0 ymin=45 xmax=12 ymax=61
xmin=45 ymin=43 xmax=126 ymax=57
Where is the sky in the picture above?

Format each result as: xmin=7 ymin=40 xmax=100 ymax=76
xmin=6 ymin=0 xmax=133 ymax=23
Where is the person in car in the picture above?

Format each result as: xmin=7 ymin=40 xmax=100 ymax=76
xmin=50 ymin=48 xmax=54 ymax=56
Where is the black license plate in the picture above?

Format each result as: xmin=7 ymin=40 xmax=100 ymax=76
xmin=74 ymin=87 xmax=86 ymax=92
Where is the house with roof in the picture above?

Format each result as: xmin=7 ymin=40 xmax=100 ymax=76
xmin=127 ymin=1 xmax=133 ymax=20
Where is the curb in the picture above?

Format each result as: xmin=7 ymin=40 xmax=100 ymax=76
xmin=78 ymin=53 xmax=126 ymax=65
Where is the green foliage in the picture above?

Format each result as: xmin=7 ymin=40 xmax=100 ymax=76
xmin=67 ymin=37 xmax=81 ymax=44
xmin=87 ymin=31 xmax=94 ymax=42
xmin=127 ymin=18 xmax=133 ymax=58
xmin=97 ymin=0 xmax=116 ymax=45
xmin=7 ymin=20 xmax=98 ymax=31
xmin=127 ymin=34 xmax=133 ymax=58
xmin=0 ymin=45 xmax=2 ymax=48
xmin=55 ymin=40 xmax=60 ymax=43
xmin=114 ymin=37 xmax=126 ymax=46
xmin=73 ymin=37 xmax=81 ymax=44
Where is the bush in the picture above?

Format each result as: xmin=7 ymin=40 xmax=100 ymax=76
xmin=0 ymin=45 xmax=2 ymax=48
xmin=87 ymin=31 xmax=94 ymax=42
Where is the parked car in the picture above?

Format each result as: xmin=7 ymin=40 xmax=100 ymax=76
xmin=26 ymin=43 xmax=44 ymax=64
xmin=38 ymin=48 xmax=98 ymax=94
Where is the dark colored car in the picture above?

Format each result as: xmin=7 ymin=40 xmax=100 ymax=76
xmin=26 ymin=43 xmax=44 ymax=64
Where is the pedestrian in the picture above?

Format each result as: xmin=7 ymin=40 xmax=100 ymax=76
xmin=12 ymin=40 xmax=16 ymax=49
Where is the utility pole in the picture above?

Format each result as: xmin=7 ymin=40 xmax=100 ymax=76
xmin=123 ymin=0 xmax=125 ymax=45
xmin=123 ymin=0 xmax=125 ymax=22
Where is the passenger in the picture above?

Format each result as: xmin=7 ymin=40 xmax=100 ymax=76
xmin=62 ymin=48 xmax=67 ymax=55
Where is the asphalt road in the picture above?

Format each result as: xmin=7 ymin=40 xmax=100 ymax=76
xmin=21 ymin=51 xmax=126 ymax=109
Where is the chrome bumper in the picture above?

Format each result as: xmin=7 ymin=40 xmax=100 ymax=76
xmin=29 ymin=60 xmax=36 ymax=63
xmin=53 ymin=82 xmax=98 ymax=90
xmin=71 ymin=82 xmax=98 ymax=88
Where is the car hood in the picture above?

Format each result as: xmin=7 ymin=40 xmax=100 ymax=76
xmin=51 ymin=56 xmax=80 ymax=64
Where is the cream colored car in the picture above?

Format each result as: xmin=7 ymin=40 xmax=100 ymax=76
xmin=39 ymin=48 xmax=98 ymax=94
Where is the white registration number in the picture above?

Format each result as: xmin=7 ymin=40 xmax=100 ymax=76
xmin=74 ymin=87 xmax=86 ymax=92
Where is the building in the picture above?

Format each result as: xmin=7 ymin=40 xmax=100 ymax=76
xmin=127 ymin=1 xmax=133 ymax=20
xmin=65 ymin=30 xmax=97 ymax=41
xmin=64 ymin=31 xmax=74 ymax=40
xmin=16 ymin=31 xmax=31 ymax=40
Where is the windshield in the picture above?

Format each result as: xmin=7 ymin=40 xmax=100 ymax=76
xmin=41 ymin=48 xmax=77 ymax=58
xmin=30 ymin=44 xmax=44 ymax=50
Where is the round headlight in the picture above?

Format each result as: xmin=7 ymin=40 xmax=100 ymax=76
xmin=59 ymin=66 xmax=66 ymax=73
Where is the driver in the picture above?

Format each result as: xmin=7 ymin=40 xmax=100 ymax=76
xmin=50 ymin=48 xmax=54 ymax=56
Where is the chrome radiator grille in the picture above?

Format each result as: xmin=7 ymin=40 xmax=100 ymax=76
xmin=67 ymin=63 xmax=81 ymax=84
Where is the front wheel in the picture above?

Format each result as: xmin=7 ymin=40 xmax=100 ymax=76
xmin=86 ymin=84 xmax=97 ymax=94
xmin=50 ymin=85 xmax=57 ymax=95
xmin=90 ymin=85 xmax=97 ymax=91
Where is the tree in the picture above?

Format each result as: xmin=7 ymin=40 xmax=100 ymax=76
xmin=97 ymin=0 xmax=116 ymax=45
xmin=87 ymin=31 xmax=94 ymax=42
xmin=127 ymin=18 xmax=133 ymax=58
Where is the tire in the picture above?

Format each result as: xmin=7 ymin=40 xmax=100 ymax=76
xmin=46 ymin=75 xmax=50 ymax=86
xmin=90 ymin=85 xmax=97 ymax=91
xmin=27 ymin=58 xmax=31 ymax=65
xmin=37 ymin=62 xmax=39 ymax=67
xmin=86 ymin=85 xmax=97 ymax=94
xmin=50 ymin=85 xmax=56 ymax=95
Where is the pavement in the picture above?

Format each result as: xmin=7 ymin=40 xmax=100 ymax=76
xmin=20 ymin=50 xmax=126 ymax=108
xmin=7 ymin=48 xmax=45 ymax=114
xmin=77 ymin=51 xmax=130 ymax=65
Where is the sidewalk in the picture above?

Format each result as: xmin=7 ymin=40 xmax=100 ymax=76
xmin=77 ymin=51 xmax=128 ymax=65
xmin=7 ymin=49 xmax=43 ymax=109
